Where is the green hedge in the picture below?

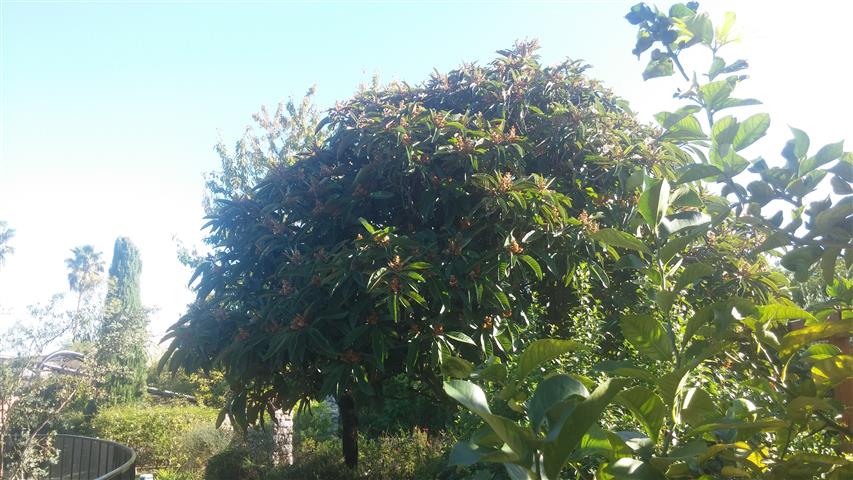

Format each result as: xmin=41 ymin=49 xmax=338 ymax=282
xmin=91 ymin=403 xmax=225 ymax=470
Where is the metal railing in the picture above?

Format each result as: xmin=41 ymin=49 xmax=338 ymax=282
xmin=4 ymin=434 xmax=136 ymax=480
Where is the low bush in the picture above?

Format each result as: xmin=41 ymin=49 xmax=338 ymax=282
xmin=271 ymin=428 xmax=488 ymax=480
xmin=91 ymin=403 xmax=223 ymax=470
xmin=204 ymin=448 xmax=264 ymax=480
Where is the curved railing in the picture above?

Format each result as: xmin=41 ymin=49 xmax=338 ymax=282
xmin=49 ymin=434 xmax=136 ymax=480
xmin=4 ymin=434 xmax=136 ymax=480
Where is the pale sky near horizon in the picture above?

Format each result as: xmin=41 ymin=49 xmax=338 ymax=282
xmin=1 ymin=0 xmax=851 ymax=349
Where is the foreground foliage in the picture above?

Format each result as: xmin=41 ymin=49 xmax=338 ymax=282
xmin=443 ymin=2 xmax=853 ymax=479
xmin=161 ymin=2 xmax=852 ymax=478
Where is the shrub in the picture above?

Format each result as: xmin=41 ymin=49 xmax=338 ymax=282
xmin=91 ymin=403 xmax=221 ymax=470
xmin=204 ymin=448 xmax=263 ymax=480
xmin=293 ymin=400 xmax=336 ymax=447
xmin=272 ymin=429 xmax=480 ymax=480
xmin=176 ymin=423 xmax=233 ymax=474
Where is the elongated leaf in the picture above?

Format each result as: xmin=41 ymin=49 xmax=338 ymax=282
xmin=733 ymin=113 xmax=770 ymax=151
xmin=516 ymin=339 xmax=584 ymax=380
xmin=600 ymin=458 xmax=666 ymax=480
xmin=712 ymin=115 xmax=739 ymax=148
xmin=811 ymin=355 xmax=853 ymax=386
xmin=446 ymin=331 xmax=477 ymax=345
xmin=442 ymin=355 xmax=475 ymax=378
xmin=676 ymin=164 xmax=722 ymax=184
xmin=675 ymin=263 xmax=715 ymax=290
xmin=542 ymin=379 xmax=629 ymax=479
xmin=680 ymin=387 xmax=719 ymax=425
xmin=620 ymin=314 xmax=673 ymax=362
xmin=779 ymin=316 xmax=853 ymax=357
xmin=528 ymin=375 xmax=589 ymax=432
xmin=638 ymin=180 xmax=670 ymax=228
xmin=617 ymin=386 xmax=666 ymax=442
xmin=756 ymin=304 xmax=816 ymax=325
xmin=518 ymin=254 xmax=543 ymax=280
xmin=444 ymin=380 xmax=532 ymax=462
xmin=800 ymin=140 xmax=844 ymax=174
xmin=590 ymin=229 xmax=651 ymax=255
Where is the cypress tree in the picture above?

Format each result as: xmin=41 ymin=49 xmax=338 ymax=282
xmin=96 ymin=237 xmax=149 ymax=404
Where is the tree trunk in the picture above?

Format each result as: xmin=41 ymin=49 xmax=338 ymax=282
xmin=339 ymin=393 xmax=358 ymax=469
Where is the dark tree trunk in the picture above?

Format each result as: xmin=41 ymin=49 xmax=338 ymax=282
xmin=339 ymin=393 xmax=358 ymax=468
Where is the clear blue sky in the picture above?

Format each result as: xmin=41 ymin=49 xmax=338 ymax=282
xmin=1 ymin=1 xmax=851 ymax=344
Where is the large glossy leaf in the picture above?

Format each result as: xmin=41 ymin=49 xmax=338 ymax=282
xmin=516 ymin=339 xmax=584 ymax=380
xmin=699 ymin=81 xmax=734 ymax=112
xmin=620 ymin=314 xmax=673 ymax=362
xmin=590 ymin=229 xmax=651 ymax=255
xmin=679 ymin=387 xmax=718 ymax=425
xmin=442 ymin=355 xmax=475 ymax=378
xmin=811 ymin=355 xmax=853 ymax=387
xmin=444 ymin=380 xmax=532 ymax=462
xmin=599 ymin=458 xmax=666 ymax=480
xmin=711 ymin=115 xmax=739 ymax=149
xmin=779 ymin=316 xmax=853 ymax=357
xmin=528 ymin=374 xmax=589 ymax=432
xmin=756 ymin=304 xmax=816 ymax=325
xmin=675 ymin=263 xmax=715 ymax=290
xmin=732 ymin=113 xmax=770 ymax=151
xmin=638 ymin=180 xmax=670 ymax=229
xmin=676 ymin=164 xmax=722 ymax=184
xmin=661 ymin=211 xmax=711 ymax=235
xmin=616 ymin=386 xmax=666 ymax=442
xmin=800 ymin=140 xmax=844 ymax=175
xmin=542 ymin=379 xmax=629 ymax=479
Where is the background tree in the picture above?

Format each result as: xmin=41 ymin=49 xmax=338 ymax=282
xmin=65 ymin=245 xmax=105 ymax=341
xmin=96 ymin=237 xmax=149 ymax=405
xmin=163 ymin=41 xmax=667 ymax=468
xmin=0 ymin=296 xmax=90 ymax=480
xmin=0 ymin=221 xmax=14 ymax=269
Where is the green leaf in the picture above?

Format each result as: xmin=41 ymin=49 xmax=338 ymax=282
xmin=446 ymin=331 xmax=477 ymax=345
xmin=782 ymin=127 xmax=810 ymax=167
xmin=441 ymin=355 xmax=475 ymax=378
xmin=448 ymin=442 xmax=518 ymax=467
xmin=711 ymin=115 xmax=739 ymax=148
xmin=542 ymin=379 xmax=629 ymax=479
xmin=699 ymin=81 xmax=734 ymax=112
xmin=715 ymin=97 xmax=761 ymax=112
xmin=680 ymin=387 xmax=718 ymax=425
xmin=811 ymin=355 xmax=853 ymax=387
xmin=780 ymin=246 xmax=822 ymax=275
xmin=831 ymin=175 xmax=853 ymax=195
xmin=643 ymin=51 xmax=674 ymax=80
xmin=660 ymin=114 xmax=706 ymax=142
xmin=616 ymin=386 xmax=666 ymax=442
xmin=732 ymin=113 xmax=770 ymax=151
xmin=600 ymin=458 xmax=666 ymax=480
xmin=779 ymin=316 xmax=853 ymax=357
xmin=638 ymin=179 xmax=670 ymax=229
xmin=620 ymin=314 xmax=673 ymax=362
xmin=517 ymin=254 xmax=543 ymax=280
xmin=654 ymin=106 xmax=701 ymax=129
xmin=516 ymin=339 xmax=584 ymax=380
xmin=590 ymin=229 xmax=651 ymax=255
xmin=757 ymin=304 xmax=816 ymax=325
xmin=801 ymin=140 xmax=844 ymax=175
xmin=444 ymin=380 xmax=532 ymax=461
xmin=527 ymin=374 xmax=589 ymax=432
xmin=675 ymin=263 xmax=715 ymax=290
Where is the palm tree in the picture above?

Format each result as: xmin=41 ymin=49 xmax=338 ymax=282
xmin=65 ymin=245 xmax=105 ymax=315
xmin=0 ymin=222 xmax=14 ymax=269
